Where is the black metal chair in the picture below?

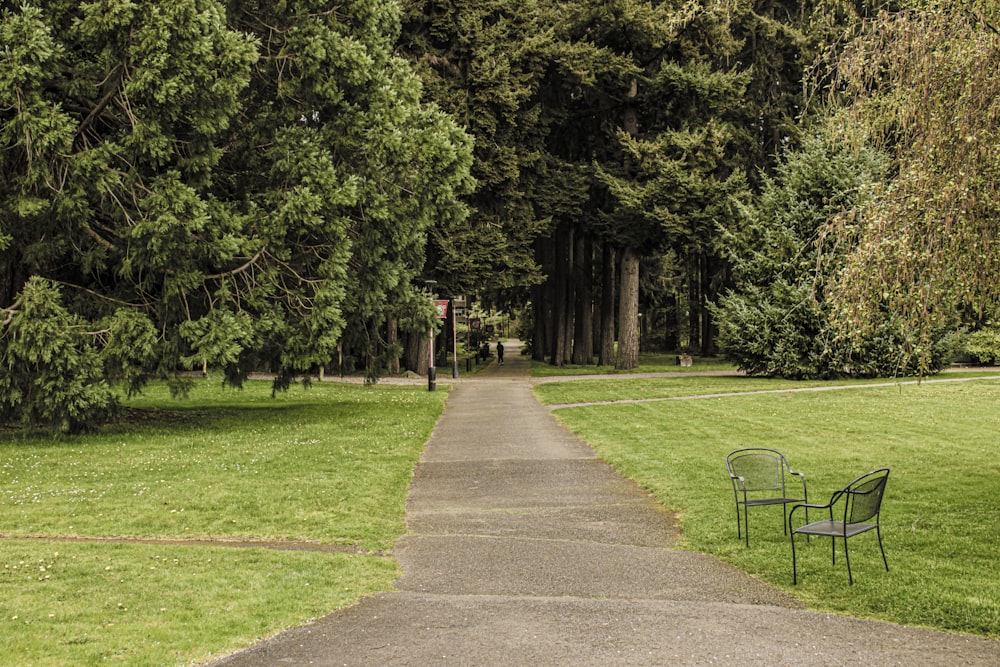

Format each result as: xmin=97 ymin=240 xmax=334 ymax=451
xmin=726 ymin=448 xmax=807 ymax=547
xmin=789 ymin=468 xmax=890 ymax=585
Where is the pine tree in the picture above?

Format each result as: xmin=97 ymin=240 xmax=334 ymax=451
xmin=1 ymin=0 xmax=256 ymax=429
xmin=0 ymin=1 xmax=473 ymax=427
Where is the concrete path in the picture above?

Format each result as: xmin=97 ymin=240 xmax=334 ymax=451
xmin=212 ymin=342 xmax=999 ymax=666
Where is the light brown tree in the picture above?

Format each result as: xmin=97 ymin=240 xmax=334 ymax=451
xmin=820 ymin=6 xmax=1000 ymax=368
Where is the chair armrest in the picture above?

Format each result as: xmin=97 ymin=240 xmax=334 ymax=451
xmin=789 ymin=500 xmax=832 ymax=528
xmin=790 ymin=502 xmax=831 ymax=510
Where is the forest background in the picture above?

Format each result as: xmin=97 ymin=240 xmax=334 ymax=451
xmin=2 ymin=0 xmax=1000 ymax=431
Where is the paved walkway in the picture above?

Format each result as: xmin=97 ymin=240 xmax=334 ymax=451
xmin=213 ymin=342 xmax=999 ymax=665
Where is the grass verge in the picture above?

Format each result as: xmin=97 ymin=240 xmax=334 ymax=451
xmin=530 ymin=353 xmax=738 ymax=377
xmin=545 ymin=377 xmax=1000 ymax=638
xmin=0 ymin=378 xmax=446 ymax=665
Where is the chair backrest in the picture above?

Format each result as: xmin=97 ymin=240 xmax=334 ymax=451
xmin=844 ymin=468 xmax=890 ymax=524
xmin=727 ymin=448 xmax=789 ymax=492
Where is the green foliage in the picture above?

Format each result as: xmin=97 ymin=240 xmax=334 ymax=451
xmin=224 ymin=0 xmax=474 ymax=382
xmin=98 ymin=307 xmax=158 ymax=397
xmin=0 ymin=278 xmax=114 ymax=432
xmin=712 ymin=135 xmax=952 ymax=378
xmin=1 ymin=0 xmax=257 ymax=422
xmin=1 ymin=1 xmax=473 ymax=425
xmin=400 ymin=0 xmax=551 ymax=297
xmin=963 ymin=324 xmax=1000 ymax=365
xmin=821 ymin=6 xmax=1000 ymax=367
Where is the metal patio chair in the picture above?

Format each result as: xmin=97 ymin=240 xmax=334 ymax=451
xmin=789 ymin=468 xmax=890 ymax=585
xmin=726 ymin=448 xmax=808 ymax=547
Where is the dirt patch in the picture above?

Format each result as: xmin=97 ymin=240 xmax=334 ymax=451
xmin=0 ymin=533 xmax=384 ymax=556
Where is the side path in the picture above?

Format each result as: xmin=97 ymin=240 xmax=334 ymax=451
xmin=213 ymin=342 xmax=999 ymax=666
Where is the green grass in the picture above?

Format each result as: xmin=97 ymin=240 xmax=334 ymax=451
xmin=533 ymin=369 xmax=1000 ymax=405
xmin=530 ymin=352 xmax=738 ymax=377
xmin=0 ymin=378 xmax=446 ymax=665
xmin=533 ymin=373 xmax=901 ymax=405
xmin=0 ymin=540 xmax=396 ymax=666
xmin=4 ymin=369 xmax=998 ymax=662
xmin=545 ymin=377 xmax=1000 ymax=638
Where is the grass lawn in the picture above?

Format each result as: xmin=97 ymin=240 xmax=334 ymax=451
xmin=530 ymin=352 xmax=738 ymax=377
xmin=542 ymin=376 xmax=1000 ymax=639
xmin=0 ymin=378 xmax=446 ymax=666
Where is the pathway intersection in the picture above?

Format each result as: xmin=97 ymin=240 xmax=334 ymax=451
xmin=213 ymin=342 xmax=999 ymax=666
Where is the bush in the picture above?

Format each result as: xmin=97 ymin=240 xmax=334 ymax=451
xmin=0 ymin=278 xmax=116 ymax=432
xmin=963 ymin=325 xmax=1000 ymax=364
xmin=713 ymin=135 xmax=952 ymax=378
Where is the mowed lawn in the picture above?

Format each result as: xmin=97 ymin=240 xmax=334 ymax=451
xmin=3 ymin=370 xmax=998 ymax=665
xmin=0 ymin=378 xmax=446 ymax=666
xmin=538 ymin=375 xmax=1000 ymax=639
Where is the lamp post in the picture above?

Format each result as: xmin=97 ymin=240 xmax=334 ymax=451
xmin=451 ymin=297 xmax=459 ymax=379
xmin=425 ymin=280 xmax=437 ymax=392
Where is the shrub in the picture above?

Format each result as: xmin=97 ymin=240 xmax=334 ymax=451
xmin=0 ymin=278 xmax=116 ymax=432
xmin=963 ymin=324 xmax=1000 ymax=364
xmin=713 ymin=135 xmax=953 ymax=378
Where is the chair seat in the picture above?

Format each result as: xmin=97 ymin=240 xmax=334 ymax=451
xmin=743 ymin=496 xmax=803 ymax=507
xmin=793 ymin=519 xmax=876 ymax=538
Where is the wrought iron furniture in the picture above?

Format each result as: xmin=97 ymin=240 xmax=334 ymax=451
xmin=789 ymin=468 xmax=890 ymax=585
xmin=726 ymin=448 xmax=807 ymax=547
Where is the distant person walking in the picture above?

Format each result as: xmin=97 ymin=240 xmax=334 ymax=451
xmin=496 ymin=340 xmax=504 ymax=365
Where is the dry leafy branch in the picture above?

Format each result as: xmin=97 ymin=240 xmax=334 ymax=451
xmin=819 ymin=7 xmax=1000 ymax=367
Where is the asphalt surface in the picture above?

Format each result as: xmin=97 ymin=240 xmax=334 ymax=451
xmin=211 ymin=342 xmax=999 ymax=666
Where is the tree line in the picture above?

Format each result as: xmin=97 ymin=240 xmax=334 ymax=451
xmin=2 ymin=0 xmax=999 ymax=430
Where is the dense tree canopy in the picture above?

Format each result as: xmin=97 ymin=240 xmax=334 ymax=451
xmin=713 ymin=135 xmax=957 ymax=378
xmin=819 ymin=4 xmax=1000 ymax=369
xmin=0 ymin=0 xmax=472 ymax=429
xmin=4 ymin=0 xmax=998 ymax=427
xmin=399 ymin=0 xmax=555 ymax=299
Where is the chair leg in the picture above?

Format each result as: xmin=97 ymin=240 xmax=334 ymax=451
xmin=876 ymin=525 xmax=888 ymax=572
xmin=791 ymin=532 xmax=799 ymax=585
xmin=843 ymin=536 xmax=853 ymax=585
xmin=743 ymin=506 xmax=750 ymax=547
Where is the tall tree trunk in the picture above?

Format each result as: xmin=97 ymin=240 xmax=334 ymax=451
xmin=387 ymin=315 xmax=400 ymax=375
xmin=551 ymin=223 xmax=571 ymax=366
xmin=572 ymin=233 xmax=594 ymax=365
xmin=561 ymin=225 xmax=576 ymax=365
xmin=614 ymin=78 xmax=641 ymax=371
xmin=598 ymin=242 xmax=616 ymax=366
xmin=532 ymin=287 xmax=548 ymax=361
xmin=616 ymin=247 xmax=640 ymax=370
xmin=405 ymin=331 xmax=427 ymax=375
xmin=532 ymin=237 xmax=552 ymax=361
xmin=664 ymin=293 xmax=680 ymax=351
xmin=701 ymin=253 xmax=724 ymax=356
xmin=688 ymin=254 xmax=702 ymax=353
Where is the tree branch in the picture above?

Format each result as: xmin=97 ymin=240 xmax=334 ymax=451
xmin=204 ymin=248 xmax=267 ymax=281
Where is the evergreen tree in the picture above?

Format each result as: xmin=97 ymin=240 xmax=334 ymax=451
xmin=398 ymin=0 xmax=553 ymax=300
xmin=541 ymin=0 xmax=749 ymax=367
xmin=0 ymin=1 xmax=473 ymax=427
xmin=222 ymin=0 xmax=474 ymax=382
xmin=1 ymin=0 xmax=256 ymax=429
xmin=713 ymin=136 xmax=957 ymax=378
